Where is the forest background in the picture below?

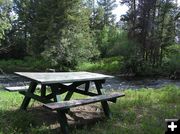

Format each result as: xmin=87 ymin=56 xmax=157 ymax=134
xmin=0 ymin=0 xmax=179 ymax=77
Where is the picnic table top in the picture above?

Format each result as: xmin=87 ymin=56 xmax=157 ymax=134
xmin=15 ymin=72 xmax=114 ymax=84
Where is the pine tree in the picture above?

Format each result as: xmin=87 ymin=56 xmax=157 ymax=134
xmin=120 ymin=0 xmax=178 ymax=68
xmin=97 ymin=0 xmax=117 ymax=26
xmin=0 ymin=0 xmax=12 ymax=42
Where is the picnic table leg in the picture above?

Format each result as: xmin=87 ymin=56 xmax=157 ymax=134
xmin=20 ymin=82 xmax=37 ymax=110
xmin=41 ymin=84 xmax=46 ymax=97
xmin=94 ymin=80 xmax=112 ymax=118
xmin=57 ymin=110 xmax=69 ymax=134
xmin=50 ymin=85 xmax=61 ymax=102
xmin=85 ymin=81 xmax=90 ymax=92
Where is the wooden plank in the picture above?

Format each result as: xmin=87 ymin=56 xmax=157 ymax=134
xmin=14 ymin=72 xmax=114 ymax=84
xmin=44 ymin=93 xmax=125 ymax=110
xmin=4 ymin=86 xmax=29 ymax=92
xmin=4 ymin=85 xmax=42 ymax=92
xmin=73 ymin=88 xmax=99 ymax=96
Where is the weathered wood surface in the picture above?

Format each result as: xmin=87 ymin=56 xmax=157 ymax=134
xmin=15 ymin=72 xmax=114 ymax=84
xmin=3 ymin=85 xmax=43 ymax=92
xmin=4 ymin=86 xmax=29 ymax=92
xmin=44 ymin=93 xmax=125 ymax=110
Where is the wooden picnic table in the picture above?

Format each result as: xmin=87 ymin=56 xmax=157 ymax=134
xmin=12 ymin=71 xmax=124 ymax=134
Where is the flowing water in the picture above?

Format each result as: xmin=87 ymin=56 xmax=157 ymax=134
xmin=0 ymin=74 xmax=180 ymax=90
xmin=103 ymin=76 xmax=180 ymax=90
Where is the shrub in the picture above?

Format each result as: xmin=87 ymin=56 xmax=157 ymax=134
xmin=163 ymin=44 xmax=180 ymax=72
xmin=76 ymin=56 xmax=123 ymax=73
xmin=0 ymin=56 xmax=51 ymax=73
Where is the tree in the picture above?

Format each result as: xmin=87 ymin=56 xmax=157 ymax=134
xmin=97 ymin=0 xmax=117 ymax=26
xmin=12 ymin=0 xmax=99 ymax=69
xmin=84 ymin=0 xmax=118 ymax=58
xmin=42 ymin=0 xmax=100 ymax=70
xmin=0 ymin=0 xmax=12 ymax=44
xmin=0 ymin=0 xmax=15 ymax=58
xmin=120 ymin=0 xmax=178 ymax=70
xmin=174 ymin=1 xmax=180 ymax=43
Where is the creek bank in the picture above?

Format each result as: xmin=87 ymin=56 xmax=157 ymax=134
xmin=0 ymin=74 xmax=180 ymax=90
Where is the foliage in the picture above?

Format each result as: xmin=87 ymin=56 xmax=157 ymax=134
xmin=163 ymin=44 xmax=180 ymax=72
xmin=85 ymin=0 xmax=118 ymax=58
xmin=97 ymin=0 xmax=117 ymax=26
xmin=85 ymin=0 xmax=104 ymax=30
xmin=42 ymin=2 xmax=100 ymax=70
xmin=11 ymin=0 xmax=99 ymax=70
xmin=0 ymin=0 xmax=14 ymax=58
xmin=106 ymin=30 xmax=141 ymax=73
xmin=120 ymin=0 xmax=179 ymax=68
xmin=86 ymin=0 xmax=117 ymax=30
xmin=77 ymin=56 xmax=123 ymax=73
xmin=0 ymin=56 xmax=51 ymax=73
xmin=0 ymin=0 xmax=179 ymax=75
xmin=0 ymin=0 xmax=12 ymax=42
xmin=0 ymin=85 xmax=179 ymax=133
xmin=94 ymin=25 xmax=122 ymax=57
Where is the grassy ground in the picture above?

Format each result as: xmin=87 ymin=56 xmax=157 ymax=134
xmin=0 ymin=85 xmax=179 ymax=134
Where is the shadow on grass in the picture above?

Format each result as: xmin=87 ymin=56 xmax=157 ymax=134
xmin=0 ymin=105 xmax=105 ymax=134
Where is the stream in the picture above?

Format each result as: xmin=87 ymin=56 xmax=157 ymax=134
xmin=0 ymin=74 xmax=180 ymax=90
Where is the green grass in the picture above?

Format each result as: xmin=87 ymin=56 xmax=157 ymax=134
xmin=76 ymin=57 xmax=123 ymax=73
xmin=0 ymin=85 xmax=180 ymax=134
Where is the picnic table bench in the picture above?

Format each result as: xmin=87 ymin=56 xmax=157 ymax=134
xmin=44 ymin=93 xmax=124 ymax=110
xmin=4 ymin=85 xmax=29 ymax=92
xmin=4 ymin=85 xmax=42 ymax=92
xmin=3 ymin=72 xmax=125 ymax=134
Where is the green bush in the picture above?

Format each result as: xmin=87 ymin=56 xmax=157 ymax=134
xmin=0 ymin=56 xmax=51 ymax=73
xmin=163 ymin=44 xmax=180 ymax=72
xmin=107 ymin=31 xmax=142 ymax=73
xmin=105 ymin=30 xmax=180 ymax=76
xmin=96 ymin=26 xmax=124 ymax=57
xmin=76 ymin=57 xmax=123 ymax=73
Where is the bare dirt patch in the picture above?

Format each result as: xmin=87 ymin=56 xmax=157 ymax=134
xmin=28 ymin=104 xmax=105 ymax=133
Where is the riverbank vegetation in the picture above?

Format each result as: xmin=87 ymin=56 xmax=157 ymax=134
xmin=76 ymin=57 xmax=123 ymax=74
xmin=0 ymin=56 xmax=52 ymax=72
xmin=0 ymin=85 xmax=179 ymax=133
xmin=0 ymin=0 xmax=179 ymax=76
